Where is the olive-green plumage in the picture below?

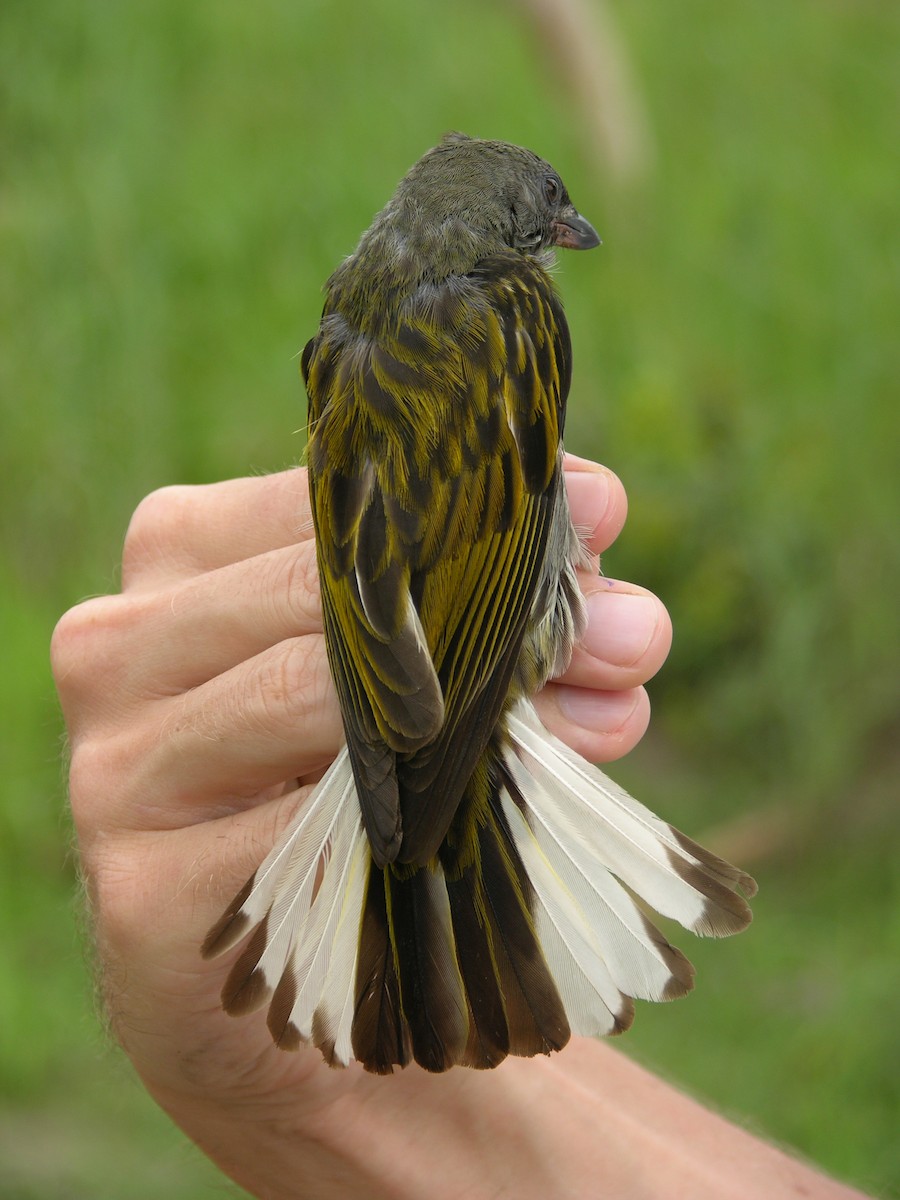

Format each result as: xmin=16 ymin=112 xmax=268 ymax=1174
xmin=203 ymin=135 xmax=755 ymax=1076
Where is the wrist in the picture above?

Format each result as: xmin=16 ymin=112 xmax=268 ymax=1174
xmin=145 ymin=1038 xmax=573 ymax=1200
xmin=134 ymin=1035 xmax=870 ymax=1200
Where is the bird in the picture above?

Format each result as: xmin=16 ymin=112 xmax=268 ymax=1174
xmin=202 ymin=133 xmax=757 ymax=1074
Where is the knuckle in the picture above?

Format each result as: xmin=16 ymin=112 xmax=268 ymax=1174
xmin=275 ymin=545 xmax=322 ymax=630
xmin=68 ymin=725 xmax=157 ymax=834
xmin=122 ymin=484 xmax=196 ymax=577
xmin=51 ymin=596 xmax=122 ymax=689
xmin=67 ymin=736 xmax=120 ymax=827
xmin=51 ymin=593 xmax=152 ymax=698
xmin=260 ymin=637 xmax=333 ymax=732
xmin=82 ymin=837 xmax=151 ymax=964
xmin=50 ymin=604 xmax=89 ymax=683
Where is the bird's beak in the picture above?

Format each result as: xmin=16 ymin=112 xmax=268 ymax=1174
xmin=551 ymin=206 xmax=601 ymax=251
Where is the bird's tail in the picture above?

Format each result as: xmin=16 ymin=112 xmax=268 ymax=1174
xmin=202 ymin=699 xmax=756 ymax=1072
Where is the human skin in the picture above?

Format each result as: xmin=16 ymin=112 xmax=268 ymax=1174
xmin=51 ymin=457 xmax=867 ymax=1200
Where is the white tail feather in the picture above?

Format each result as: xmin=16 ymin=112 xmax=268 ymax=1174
xmin=286 ymin=798 xmax=364 ymax=1040
xmin=500 ymin=787 xmax=628 ymax=1035
xmin=204 ymin=749 xmax=355 ymax=956
xmin=507 ymin=702 xmax=751 ymax=935
xmin=315 ymin=830 xmax=370 ymax=1064
xmin=251 ymin=772 xmax=354 ymax=991
xmin=502 ymin=752 xmax=690 ymax=1003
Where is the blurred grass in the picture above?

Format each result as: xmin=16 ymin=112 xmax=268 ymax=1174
xmin=1 ymin=0 xmax=897 ymax=1195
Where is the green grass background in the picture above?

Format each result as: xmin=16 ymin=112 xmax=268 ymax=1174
xmin=2 ymin=1 xmax=898 ymax=1195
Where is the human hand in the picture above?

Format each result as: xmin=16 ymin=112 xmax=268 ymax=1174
xmin=51 ymin=456 xmax=672 ymax=1197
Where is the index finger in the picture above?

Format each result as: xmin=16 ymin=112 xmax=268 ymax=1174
xmin=122 ymin=467 xmax=314 ymax=591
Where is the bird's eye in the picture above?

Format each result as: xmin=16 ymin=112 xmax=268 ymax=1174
xmin=543 ymin=176 xmax=561 ymax=204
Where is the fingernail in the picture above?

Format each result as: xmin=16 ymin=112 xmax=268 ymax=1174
xmin=582 ymin=589 xmax=659 ymax=667
xmin=556 ymin=686 xmax=639 ymax=733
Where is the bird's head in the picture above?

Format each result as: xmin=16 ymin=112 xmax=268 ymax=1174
xmin=376 ymin=133 xmax=599 ymax=275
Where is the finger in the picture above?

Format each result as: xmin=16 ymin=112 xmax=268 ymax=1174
xmin=104 ymin=635 xmax=344 ymax=830
xmin=131 ymin=542 xmax=323 ymax=698
xmin=533 ymin=683 xmax=652 ymax=764
xmin=563 ymin=457 xmax=628 ymax=559
xmin=51 ymin=540 xmax=324 ymax=734
xmin=122 ymin=468 xmax=314 ymax=591
xmin=153 ymin=541 xmax=322 ymax=687
xmin=556 ymin=577 xmax=673 ymax=692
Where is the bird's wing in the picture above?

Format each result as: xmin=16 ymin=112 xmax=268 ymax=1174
xmin=304 ymin=251 xmax=572 ymax=867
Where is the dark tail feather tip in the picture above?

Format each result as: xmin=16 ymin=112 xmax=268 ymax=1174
xmin=670 ymin=828 xmax=758 ymax=898
xmin=222 ymin=964 xmax=271 ymax=1016
xmin=201 ymin=873 xmax=256 ymax=959
xmin=221 ymin=919 xmax=271 ymax=1014
xmin=610 ymin=996 xmax=636 ymax=1036
xmin=267 ymin=968 xmax=301 ymax=1048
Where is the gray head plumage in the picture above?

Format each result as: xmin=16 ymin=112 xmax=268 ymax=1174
xmin=354 ymin=133 xmax=599 ymax=283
